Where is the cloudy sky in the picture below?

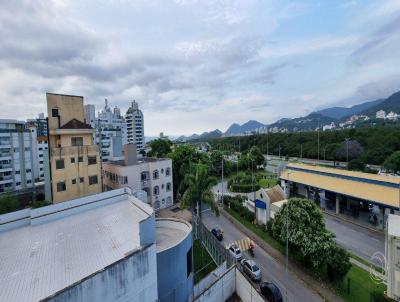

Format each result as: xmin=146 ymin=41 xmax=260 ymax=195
xmin=1 ymin=0 xmax=400 ymax=135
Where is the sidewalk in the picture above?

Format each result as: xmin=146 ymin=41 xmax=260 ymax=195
xmin=221 ymin=208 xmax=344 ymax=302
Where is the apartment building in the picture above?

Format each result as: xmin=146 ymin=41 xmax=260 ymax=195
xmin=126 ymin=100 xmax=144 ymax=152
xmin=91 ymin=99 xmax=127 ymax=161
xmin=0 ymin=119 xmax=34 ymax=193
xmin=103 ymin=144 xmax=173 ymax=211
xmin=46 ymin=93 xmax=102 ymax=203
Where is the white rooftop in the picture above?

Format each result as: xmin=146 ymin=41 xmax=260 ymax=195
xmin=155 ymin=218 xmax=192 ymax=253
xmin=387 ymin=214 xmax=400 ymax=237
xmin=0 ymin=188 xmax=153 ymax=302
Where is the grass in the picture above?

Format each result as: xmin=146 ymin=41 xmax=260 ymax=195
xmin=258 ymin=178 xmax=278 ymax=188
xmin=337 ymin=265 xmax=387 ymax=302
xmin=224 ymin=206 xmax=388 ymax=302
xmin=349 ymin=252 xmax=384 ymax=274
xmin=193 ymin=240 xmax=217 ymax=284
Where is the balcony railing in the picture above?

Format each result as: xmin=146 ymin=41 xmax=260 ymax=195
xmin=51 ymin=145 xmax=100 ymax=157
xmin=0 ymin=164 xmax=12 ymax=170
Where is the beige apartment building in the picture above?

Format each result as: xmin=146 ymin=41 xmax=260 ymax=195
xmin=46 ymin=93 xmax=102 ymax=203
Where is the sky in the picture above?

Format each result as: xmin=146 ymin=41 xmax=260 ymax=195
xmin=1 ymin=0 xmax=400 ymax=136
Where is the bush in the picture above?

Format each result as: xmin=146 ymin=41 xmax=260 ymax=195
xmin=229 ymin=183 xmax=260 ymax=193
xmin=266 ymin=219 xmax=274 ymax=234
xmin=0 ymin=194 xmax=20 ymax=214
xmin=326 ymin=246 xmax=351 ymax=282
xmin=31 ymin=200 xmax=50 ymax=209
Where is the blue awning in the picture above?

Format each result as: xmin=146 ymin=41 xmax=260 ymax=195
xmin=255 ymin=199 xmax=267 ymax=209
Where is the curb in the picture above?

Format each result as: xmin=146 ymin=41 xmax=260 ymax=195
xmin=323 ymin=211 xmax=384 ymax=235
xmin=221 ymin=208 xmax=344 ymax=302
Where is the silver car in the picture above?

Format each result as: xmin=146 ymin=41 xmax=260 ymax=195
xmin=228 ymin=244 xmax=242 ymax=261
xmin=241 ymin=259 xmax=262 ymax=282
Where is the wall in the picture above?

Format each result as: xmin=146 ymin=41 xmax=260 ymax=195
xmin=156 ymin=219 xmax=193 ymax=302
xmin=49 ymin=244 xmax=158 ymax=302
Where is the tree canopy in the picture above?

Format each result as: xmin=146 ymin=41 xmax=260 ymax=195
xmin=148 ymin=138 xmax=172 ymax=158
xmin=384 ymin=150 xmax=400 ymax=173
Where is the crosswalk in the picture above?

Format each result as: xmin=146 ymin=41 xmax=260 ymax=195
xmin=226 ymin=237 xmax=254 ymax=251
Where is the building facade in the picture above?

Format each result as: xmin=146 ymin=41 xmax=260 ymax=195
xmin=93 ymin=99 xmax=127 ymax=162
xmin=125 ymin=100 xmax=144 ymax=152
xmin=46 ymin=93 xmax=102 ymax=203
xmin=84 ymin=104 xmax=96 ymax=129
xmin=103 ymin=144 xmax=173 ymax=211
xmin=0 ymin=119 xmax=34 ymax=193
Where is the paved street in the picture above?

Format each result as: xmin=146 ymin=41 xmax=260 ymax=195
xmin=201 ymin=209 xmax=323 ymax=302
xmin=324 ymin=214 xmax=385 ymax=264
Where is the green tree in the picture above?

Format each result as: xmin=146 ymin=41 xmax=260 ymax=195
xmin=326 ymin=245 xmax=351 ymax=282
xmin=272 ymin=198 xmax=335 ymax=269
xmin=248 ymin=146 xmax=265 ymax=166
xmin=148 ymin=139 xmax=172 ymax=158
xmin=0 ymin=194 xmax=20 ymax=214
xmin=181 ymin=163 xmax=218 ymax=218
xmin=384 ymin=150 xmax=400 ymax=173
xmin=348 ymin=158 xmax=366 ymax=171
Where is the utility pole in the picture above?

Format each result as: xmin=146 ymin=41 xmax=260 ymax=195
xmin=221 ymin=158 xmax=224 ymax=204
xmin=279 ymin=144 xmax=281 ymax=159
xmin=300 ymin=144 xmax=303 ymax=159
xmin=345 ymin=138 xmax=350 ymax=164
xmin=317 ymin=118 xmax=320 ymax=161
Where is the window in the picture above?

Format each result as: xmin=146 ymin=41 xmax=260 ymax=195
xmin=15 ymin=171 xmax=20 ymax=175
xmin=39 ymin=154 xmax=43 ymax=158
xmin=166 ymin=183 xmax=171 ymax=191
xmin=161 ymin=184 xmax=164 ymax=189
xmin=153 ymin=186 xmax=159 ymax=195
xmin=88 ymin=156 xmax=97 ymax=165
xmin=16 ymin=182 xmax=21 ymax=186
xmin=79 ymin=177 xmax=84 ymax=183
xmin=57 ymin=181 xmax=66 ymax=192
xmin=24 ymin=147 xmax=30 ymax=151
xmin=89 ymin=175 xmax=98 ymax=185
xmin=166 ymin=167 xmax=171 ymax=176
xmin=56 ymin=159 xmax=64 ymax=169
xmin=71 ymin=137 xmax=83 ymax=146
xmin=187 ymin=247 xmax=192 ymax=278
xmin=27 ymin=180 xmax=32 ymax=184
xmin=70 ymin=157 xmax=75 ymax=164
xmin=153 ymin=170 xmax=159 ymax=179
xmin=26 ymin=169 xmax=31 ymax=173
xmin=39 ymin=148 xmax=43 ymax=151
xmin=52 ymin=108 xmax=59 ymax=117
xmin=72 ymin=179 xmax=76 ymax=184
xmin=161 ymin=168 xmax=164 ymax=174
xmin=78 ymin=156 xmax=83 ymax=163
xmin=167 ymin=196 xmax=172 ymax=205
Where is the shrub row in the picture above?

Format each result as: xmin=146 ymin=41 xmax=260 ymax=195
xmin=222 ymin=196 xmax=255 ymax=223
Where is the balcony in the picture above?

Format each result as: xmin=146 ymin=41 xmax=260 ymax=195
xmin=51 ymin=145 xmax=100 ymax=157
xmin=0 ymin=164 xmax=12 ymax=171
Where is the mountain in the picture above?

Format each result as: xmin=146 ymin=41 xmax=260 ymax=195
xmin=225 ymin=120 xmax=266 ymax=135
xmin=316 ymin=99 xmax=385 ymax=119
xmin=267 ymin=112 xmax=337 ymax=132
xmin=175 ymin=129 xmax=222 ymax=142
xmin=358 ymin=91 xmax=400 ymax=117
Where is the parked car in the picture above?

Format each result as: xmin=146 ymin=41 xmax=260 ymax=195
xmin=228 ymin=244 xmax=242 ymax=261
xmin=260 ymin=282 xmax=283 ymax=302
xmin=240 ymin=259 xmax=262 ymax=282
xmin=211 ymin=228 xmax=223 ymax=241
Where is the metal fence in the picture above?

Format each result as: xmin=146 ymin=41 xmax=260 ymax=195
xmin=335 ymin=276 xmax=389 ymax=302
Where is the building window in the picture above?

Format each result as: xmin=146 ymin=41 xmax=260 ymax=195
xmin=89 ymin=175 xmax=98 ymax=185
xmin=153 ymin=186 xmax=159 ymax=195
xmin=88 ymin=156 xmax=97 ymax=165
xmin=52 ymin=108 xmax=59 ymax=117
xmin=187 ymin=247 xmax=192 ymax=277
xmin=167 ymin=196 xmax=172 ymax=205
xmin=141 ymin=172 xmax=149 ymax=181
xmin=24 ymin=147 xmax=30 ymax=151
xmin=39 ymin=154 xmax=43 ymax=158
xmin=27 ymin=180 xmax=32 ymax=184
xmin=166 ymin=167 xmax=171 ymax=176
xmin=57 ymin=181 xmax=66 ymax=192
xmin=161 ymin=168 xmax=164 ymax=174
xmin=166 ymin=182 xmax=171 ymax=191
xmin=56 ymin=159 xmax=64 ymax=169
xmin=16 ymin=182 xmax=21 ymax=186
xmin=72 ymin=179 xmax=76 ymax=184
xmin=71 ymin=157 xmax=75 ymax=164
xmin=153 ymin=170 xmax=159 ymax=179
xmin=26 ymin=169 xmax=31 ymax=173
xmin=71 ymin=137 xmax=83 ymax=146
xmin=15 ymin=171 xmax=20 ymax=175
xmin=79 ymin=177 xmax=84 ymax=183
xmin=78 ymin=156 xmax=83 ymax=163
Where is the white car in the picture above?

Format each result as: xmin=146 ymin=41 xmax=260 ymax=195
xmin=241 ymin=259 xmax=262 ymax=282
xmin=228 ymin=244 xmax=242 ymax=261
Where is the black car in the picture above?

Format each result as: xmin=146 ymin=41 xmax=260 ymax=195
xmin=260 ymin=282 xmax=283 ymax=302
xmin=211 ymin=228 xmax=223 ymax=241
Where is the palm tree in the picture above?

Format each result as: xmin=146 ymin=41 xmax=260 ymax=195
xmin=181 ymin=162 xmax=219 ymax=219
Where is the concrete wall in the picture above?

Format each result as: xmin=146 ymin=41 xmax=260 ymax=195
xmin=156 ymin=223 xmax=193 ymax=302
xmin=49 ymin=244 xmax=158 ymax=302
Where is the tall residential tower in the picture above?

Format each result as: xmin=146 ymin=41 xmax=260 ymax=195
xmin=125 ymin=100 xmax=144 ymax=153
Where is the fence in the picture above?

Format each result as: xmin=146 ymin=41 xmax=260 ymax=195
xmin=335 ymin=275 xmax=389 ymax=302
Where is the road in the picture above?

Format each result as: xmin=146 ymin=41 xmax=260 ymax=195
xmin=324 ymin=214 xmax=385 ymax=264
xmin=201 ymin=209 xmax=323 ymax=302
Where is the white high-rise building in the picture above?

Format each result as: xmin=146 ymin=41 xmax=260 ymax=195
xmin=0 ymin=119 xmax=34 ymax=193
xmin=84 ymin=104 xmax=96 ymax=128
xmin=94 ymin=99 xmax=127 ymax=162
xmin=126 ymin=100 xmax=144 ymax=152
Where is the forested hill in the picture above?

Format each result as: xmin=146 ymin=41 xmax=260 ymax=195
xmin=208 ymin=124 xmax=400 ymax=166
